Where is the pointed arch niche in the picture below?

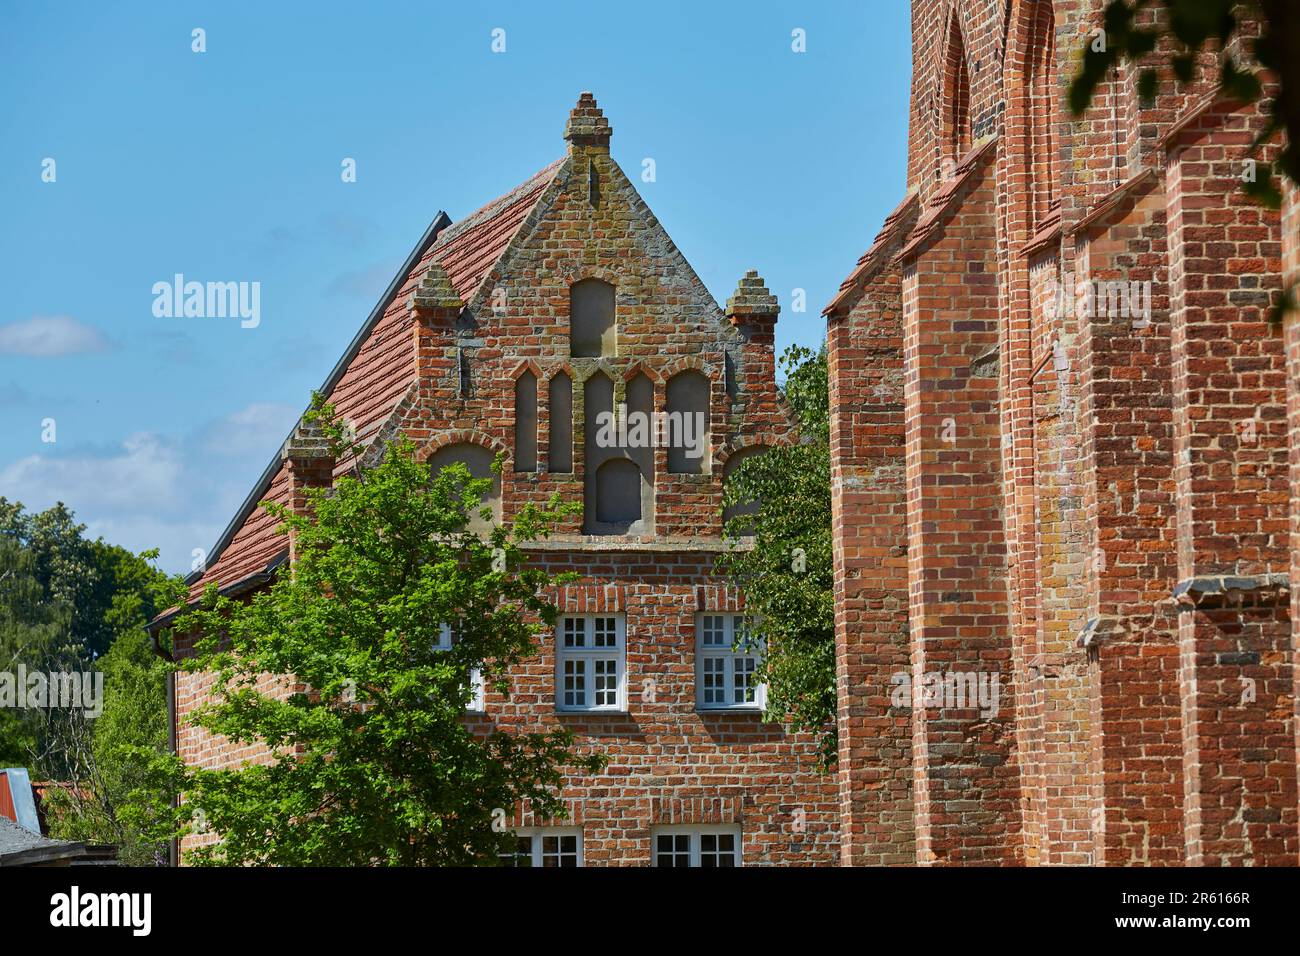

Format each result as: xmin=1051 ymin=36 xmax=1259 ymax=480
xmin=940 ymin=17 xmax=971 ymax=179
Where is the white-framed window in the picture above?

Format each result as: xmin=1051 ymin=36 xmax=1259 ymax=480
xmin=555 ymin=614 xmax=626 ymax=712
xmin=695 ymin=614 xmax=765 ymax=710
xmin=437 ymin=622 xmax=485 ymax=712
xmin=466 ymin=666 xmax=485 ymax=713
xmin=652 ymin=825 xmax=742 ymax=867
xmin=499 ymin=828 xmax=583 ymax=867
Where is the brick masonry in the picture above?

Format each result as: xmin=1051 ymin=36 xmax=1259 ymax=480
xmin=168 ymin=93 xmax=835 ymax=865
xmin=162 ymin=4 xmax=1300 ymax=868
xmin=826 ymin=0 xmax=1299 ymax=865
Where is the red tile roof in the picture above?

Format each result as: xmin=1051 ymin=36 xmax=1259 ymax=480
xmin=1020 ymin=201 xmax=1063 ymax=259
xmin=822 ymin=193 xmax=920 ymax=318
xmin=897 ymin=137 xmax=998 ymax=262
xmin=167 ymin=160 xmax=564 ymax=613
xmin=1069 ymin=167 xmax=1157 ymax=239
xmin=424 ymin=160 xmax=562 ymax=302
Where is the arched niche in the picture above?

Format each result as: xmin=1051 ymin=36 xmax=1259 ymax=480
xmin=428 ymin=442 xmax=501 ymax=533
xmin=548 ymin=371 xmax=573 ymax=473
xmin=665 ymin=370 xmax=711 ymax=474
xmin=570 ymin=278 xmax=616 ymax=358
xmin=514 ymin=370 xmax=538 ymax=472
xmin=722 ymin=445 xmax=767 ymax=530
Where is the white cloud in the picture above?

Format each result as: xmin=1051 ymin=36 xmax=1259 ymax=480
xmin=0 ymin=315 xmax=111 ymax=357
xmin=0 ymin=433 xmax=184 ymax=513
xmin=80 ymin=514 xmax=224 ymax=576
xmin=194 ymin=402 xmax=300 ymax=461
xmin=0 ymin=402 xmax=301 ymax=574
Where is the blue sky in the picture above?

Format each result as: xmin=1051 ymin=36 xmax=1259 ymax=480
xmin=0 ymin=0 xmax=912 ymax=574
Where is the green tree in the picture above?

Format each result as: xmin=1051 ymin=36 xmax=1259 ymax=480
xmin=155 ymin=398 xmax=603 ymax=865
xmin=1069 ymin=0 xmax=1299 ymax=206
xmin=0 ymin=500 xmax=90 ymax=776
xmin=0 ymin=499 xmax=120 ymax=661
xmin=718 ymin=347 xmax=836 ymax=768
xmin=41 ymin=548 xmax=174 ymax=865
xmin=0 ymin=532 xmax=61 ymax=766
xmin=1 ymin=498 xmax=178 ymax=862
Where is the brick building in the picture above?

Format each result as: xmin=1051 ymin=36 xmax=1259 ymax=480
xmin=827 ymin=0 xmax=1300 ymax=865
xmin=158 ymin=94 xmax=837 ymax=866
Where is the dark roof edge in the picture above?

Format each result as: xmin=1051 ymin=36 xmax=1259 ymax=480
xmin=153 ymin=550 xmax=289 ymax=630
xmin=0 ymin=843 xmax=119 ymax=866
xmin=181 ymin=211 xmax=453 ymax=588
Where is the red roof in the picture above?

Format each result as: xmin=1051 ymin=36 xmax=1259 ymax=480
xmin=897 ymin=138 xmax=998 ymax=262
xmin=822 ymin=193 xmax=920 ymax=318
xmin=822 ymin=139 xmax=999 ymax=320
xmin=424 ymin=160 xmax=561 ymax=301
xmin=174 ymin=160 xmax=563 ymax=609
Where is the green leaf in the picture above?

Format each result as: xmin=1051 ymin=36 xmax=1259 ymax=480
xmin=157 ymin=407 xmax=597 ymax=866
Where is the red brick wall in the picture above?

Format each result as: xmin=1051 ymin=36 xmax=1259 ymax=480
xmin=828 ymin=201 xmax=917 ymax=865
xmin=900 ymin=146 xmax=1022 ymax=865
xmin=489 ymin=551 xmax=838 ymax=865
xmin=1165 ymin=98 xmax=1297 ymax=866
xmin=827 ymin=0 xmax=1299 ymax=866
xmin=1074 ymin=178 xmax=1184 ymax=865
xmin=1285 ymin=181 xmax=1300 ymax=837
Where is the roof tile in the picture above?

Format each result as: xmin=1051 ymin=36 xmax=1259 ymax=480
xmin=177 ymin=161 xmax=563 ymax=607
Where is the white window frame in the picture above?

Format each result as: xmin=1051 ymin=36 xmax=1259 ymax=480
xmin=499 ymin=827 xmax=584 ymax=867
xmin=555 ymin=614 xmax=626 ymax=713
xmin=695 ymin=613 xmax=766 ymax=711
xmin=651 ymin=825 xmax=743 ymax=867
xmin=437 ymin=622 xmax=485 ymax=712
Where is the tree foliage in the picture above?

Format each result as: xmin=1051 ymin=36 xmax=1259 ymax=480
xmin=39 ymin=621 xmax=174 ymax=865
xmin=152 ymin=397 xmax=603 ymax=865
xmin=1069 ymin=0 xmax=1299 ymax=206
xmin=0 ymin=528 xmax=57 ymax=766
xmin=718 ymin=347 xmax=836 ymax=768
xmin=1 ymin=500 xmax=131 ymax=661
xmin=0 ymin=499 xmax=174 ymax=863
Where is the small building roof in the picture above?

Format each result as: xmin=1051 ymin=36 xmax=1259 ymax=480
xmin=0 ymin=816 xmax=118 ymax=867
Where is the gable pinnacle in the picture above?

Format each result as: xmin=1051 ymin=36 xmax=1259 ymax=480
xmin=564 ymin=91 xmax=612 ymax=150
xmin=725 ymin=269 xmax=779 ymax=320
xmin=282 ymin=419 xmax=333 ymax=462
xmin=407 ymin=260 xmax=463 ymax=316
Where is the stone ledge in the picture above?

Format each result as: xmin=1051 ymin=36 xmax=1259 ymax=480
xmin=522 ymin=535 xmax=753 ymax=554
xmin=563 ymin=91 xmax=612 ymax=148
xmin=1172 ymin=573 xmax=1290 ymax=608
xmin=1075 ymin=616 xmax=1125 ymax=649
xmin=725 ymin=270 xmax=779 ymax=318
xmin=282 ymin=422 xmax=333 ymax=461
xmin=407 ymin=261 xmax=463 ymax=315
